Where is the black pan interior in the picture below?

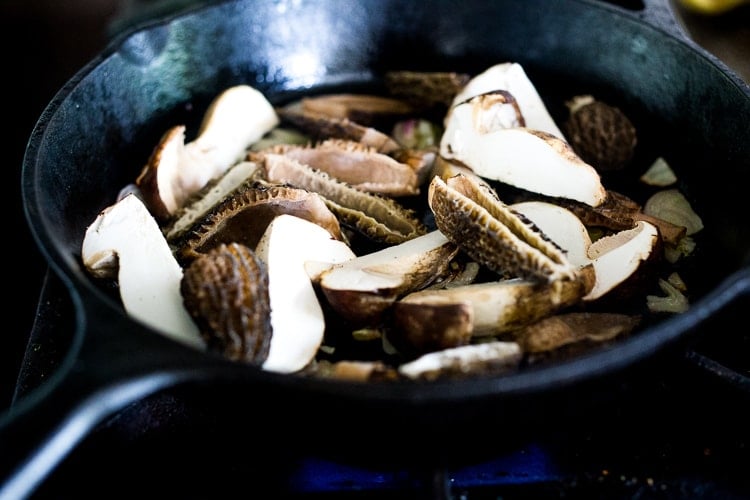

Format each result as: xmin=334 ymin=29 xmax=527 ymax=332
xmin=21 ymin=0 xmax=750 ymax=415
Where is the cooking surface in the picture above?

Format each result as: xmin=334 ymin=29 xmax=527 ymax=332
xmin=2 ymin=0 xmax=749 ymax=497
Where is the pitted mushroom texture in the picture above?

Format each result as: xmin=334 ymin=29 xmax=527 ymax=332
xmin=181 ymin=242 xmax=272 ymax=364
xmin=564 ymin=97 xmax=638 ymax=172
xmin=80 ymin=65 xmax=698 ymax=380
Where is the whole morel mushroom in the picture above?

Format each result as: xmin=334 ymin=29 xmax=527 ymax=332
xmin=563 ymin=95 xmax=638 ymax=172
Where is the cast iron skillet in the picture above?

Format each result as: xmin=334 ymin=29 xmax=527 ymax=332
xmin=2 ymin=0 xmax=750 ymax=497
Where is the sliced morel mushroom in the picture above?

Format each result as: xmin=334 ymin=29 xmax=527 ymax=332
xmin=428 ymin=173 xmax=581 ymax=282
xmin=255 ymin=214 xmax=357 ymax=373
xmin=81 ymin=193 xmax=204 ymax=349
xmin=392 ymin=267 xmax=595 ymax=354
xmin=164 ymin=160 xmax=261 ymax=242
xmin=450 ymin=62 xmax=565 ymax=139
xmin=181 ymin=242 xmax=272 ymax=364
xmin=136 ymin=85 xmax=279 ymax=221
xmin=397 ymin=341 xmax=522 ymax=381
xmin=281 ymin=93 xmax=416 ymax=128
xmin=318 ymin=230 xmax=459 ymax=325
xmin=260 ymin=139 xmax=420 ymax=196
xmin=275 ymin=105 xmax=402 ymax=154
xmin=514 ymin=312 xmax=641 ymax=353
xmin=260 ymin=153 xmax=427 ymax=246
xmin=174 ymin=182 xmax=344 ymax=264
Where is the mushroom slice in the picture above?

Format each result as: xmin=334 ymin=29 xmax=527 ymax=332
xmin=583 ymin=220 xmax=661 ymax=301
xmin=81 ymin=193 xmax=204 ymax=349
xmin=428 ymin=173 xmax=580 ymax=282
xmin=304 ymin=360 xmax=399 ymax=382
xmin=275 ymin=106 xmax=402 ymax=154
xmin=440 ymin=126 xmax=606 ymax=207
xmin=262 ymin=139 xmax=420 ymax=197
xmin=174 ymin=182 xmax=344 ymax=263
xmin=553 ymin=190 xmax=641 ymax=232
xmin=181 ymin=242 xmax=272 ymax=364
xmin=554 ymin=191 xmax=687 ymax=246
xmin=398 ymin=341 xmax=522 ymax=381
xmin=260 ymin=153 xmax=426 ymax=245
xmin=443 ymin=90 xmax=525 ymax=140
xmin=318 ymin=230 xmax=459 ymax=325
xmin=392 ymin=267 xmax=595 ymax=352
xmin=274 ymin=108 xmax=435 ymax=185
xmin=391 ymin=299 xmax=474 ymax=354
xmin=288 ymin=93 xmax=416 ymax=127
xmin=515 ymin=312 xmax=641 ymax=353
xmin=189 ymin=85 xmax=279 ymax=169
xmin=255 ymin=214 xmax=357 ymax=373
xmin=164 ymin=160 xmax=261 ymax=242
xmin=136 ymin=85 xmax=279 ymax=220
xmin=450 ymin=62 xmax=565 ymax=139
xmin=510 ymin=201 xmax=592 ymax=268
xmin=510 ymin=200 xmax=662 ymax=303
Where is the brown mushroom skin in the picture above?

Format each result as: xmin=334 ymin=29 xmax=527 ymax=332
xmin=181 ymin=242 xmax=272 ymax=364
xmin=136 ymin=126 xmax=182 ymax=222
xmin=174 ymin=183 xmax=344 ymax=265
xmin=391 ymin=301 xmax=474 ymax=355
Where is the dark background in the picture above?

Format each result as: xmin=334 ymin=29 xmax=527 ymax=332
xmin=1 ymin=0 xmax=748 ymax=413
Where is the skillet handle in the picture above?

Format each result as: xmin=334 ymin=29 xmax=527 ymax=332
xmin=0 ymin=271 xmax=209 ymax=500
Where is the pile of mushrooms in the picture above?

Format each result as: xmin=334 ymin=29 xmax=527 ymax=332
xmin=81 ymin=62 xmax=702 ymax=381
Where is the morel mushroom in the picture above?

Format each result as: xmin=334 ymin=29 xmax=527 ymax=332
xmin=564 ymin=95 xmax=637 ymax=172
xmin=398 ymin=341 xmax=523 ymax=381
xmin=392 ymin=269 xmax=595 ymax=353
xmin=255 ymin=214 xmax=356 ymax=373
xmin=511 ymin=200 xmax=662 ymax=301
xmin=81 ymin=193 xmax=204 ymax=349
xmin=136 ymin=85 xmax=279 ymax=220
xmin=318 ymin=230 xmax=459 ymax=325
xmin=440 ymin=125 xmax=607 ymax=207
xmin=449 ymin=62 xmax=565 ymax=139
xmin=181 ymin=242 xmax=272 ymax=364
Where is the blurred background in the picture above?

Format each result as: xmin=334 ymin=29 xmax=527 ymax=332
xmin=1 ymin=0 xmax=748 ymax=412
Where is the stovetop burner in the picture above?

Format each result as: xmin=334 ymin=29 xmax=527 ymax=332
xmin=12 ymin=269 xmax=750 ymax=499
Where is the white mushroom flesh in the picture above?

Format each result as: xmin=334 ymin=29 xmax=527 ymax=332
xmin=188 ymin=84 xmax=280 ymax=171
xmin=165 ymin=160 xmax=260 ymax=240
xmin=255 ymin=214 xmax=356 ymax=373
xmin=511 ymin=201 xmax=592 ymax=268
xmin=398 ymin=341 xmax=522 ymax=380
xmin=440 ymin=126 xmax=607 ymax=207
xmin=319 ymin=230 xmax=453 ymax=293
xmin=450 ymin=62 xmax=565 ymax=139
xmin=584 ymin=221 xmax=660 ymax=301
xmin=81 ymin=194 xmax=204 ymax=349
